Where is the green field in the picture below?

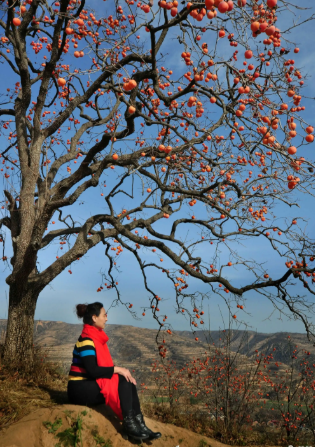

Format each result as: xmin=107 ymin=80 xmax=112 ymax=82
xmin=144 ymin=396 xmax=203 ymax=404
xmin=261 ymin=400 xmax=307 ymax=410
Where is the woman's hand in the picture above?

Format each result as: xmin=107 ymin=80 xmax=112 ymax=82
xmin=114 ymin=366 xmax=137 ymax=385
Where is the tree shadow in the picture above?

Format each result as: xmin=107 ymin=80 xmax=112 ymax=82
xmin=37 ymin=384 xmax=69 ymax=405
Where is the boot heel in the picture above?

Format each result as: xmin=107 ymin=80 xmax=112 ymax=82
xmin=122 ymin=432 xmax=145 ymax=443
xmin=134 ymin=412 xmax=162 ymax=440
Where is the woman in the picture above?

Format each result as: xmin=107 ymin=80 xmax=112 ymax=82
xmin=67 ymin=302 xmax=161 ymax=442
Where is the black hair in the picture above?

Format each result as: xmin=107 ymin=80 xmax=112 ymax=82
xmin=75 ymin=302 xmax=104 ymax=325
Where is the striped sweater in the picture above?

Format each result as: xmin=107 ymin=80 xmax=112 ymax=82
xmin=68 ymin=335 xmax=114 ymax=381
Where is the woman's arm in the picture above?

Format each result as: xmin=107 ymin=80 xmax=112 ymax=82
xmin=114 ymin=366 xmax=121 ymax=374
xmin=81 ymin=355 xmax=114 ymax=379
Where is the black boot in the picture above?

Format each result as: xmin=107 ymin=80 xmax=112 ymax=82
xmin=134 ymin=412 xmax=162 ymax=440
xmin=122 ymin=409 xmax=149 ymax=441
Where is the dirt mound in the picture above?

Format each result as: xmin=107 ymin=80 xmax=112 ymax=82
xmin=0 ymin=404 xmax=225 ymax=447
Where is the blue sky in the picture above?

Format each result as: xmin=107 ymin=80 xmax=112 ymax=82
xmin=1 ymin=0 xmax=315 ymax=335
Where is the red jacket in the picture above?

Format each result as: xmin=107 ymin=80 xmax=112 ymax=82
xmin=81 ymin=324 xmax=123 ymax=421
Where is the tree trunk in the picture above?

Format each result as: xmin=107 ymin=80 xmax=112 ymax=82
xmin=2 ymin=283 xmax=39 ymax=365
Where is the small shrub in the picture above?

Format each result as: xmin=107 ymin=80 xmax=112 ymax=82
xmin=43 ymin=417 xmax=63 ymax=434
xmin=44 ymin=413 xmax=83 ymax=447
xmin=92 ymin=431 xmax=113 ymax=447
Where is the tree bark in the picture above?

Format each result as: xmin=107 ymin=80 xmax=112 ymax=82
xmin=2 ymin=283 xmax=39 ymax=365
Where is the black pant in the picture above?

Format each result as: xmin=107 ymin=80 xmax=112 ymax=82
xmin=67 ymin=375 xmax=141 ymax=416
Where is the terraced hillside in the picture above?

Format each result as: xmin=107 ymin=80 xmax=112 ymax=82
xmin=0 ymin=320 xmax=212 ymax=382
xmin=175 ymin=328 xmax=315 ymax=363
xmin=1 ymin=320 xmax=315 ymax=382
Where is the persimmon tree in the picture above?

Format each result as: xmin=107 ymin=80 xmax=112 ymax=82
xmin=1 ymin=0 xmax=315 ymax=364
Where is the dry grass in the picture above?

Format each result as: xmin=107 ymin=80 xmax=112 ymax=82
xmin=0 ymin=342 xmax=69 ymax=429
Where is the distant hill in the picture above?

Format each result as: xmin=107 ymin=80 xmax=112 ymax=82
xmin=1 ymin=319 xmax=315 ymax=381
xmin=176 ymin=328 xmax=315 ymax=364
xmin=0 ymin=319 xmax=212 ymax=381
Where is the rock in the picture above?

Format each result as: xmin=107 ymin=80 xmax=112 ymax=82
xmin=0 ymin=404 xmax=226 ymax=447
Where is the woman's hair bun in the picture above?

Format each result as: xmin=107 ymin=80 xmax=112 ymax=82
xmin=76 ymin=304 xmax=88 ymax=319
xmin=75 ymin=302 xmax=103 ymax=325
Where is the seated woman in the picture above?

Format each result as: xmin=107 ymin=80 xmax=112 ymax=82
xmin=67 ymin=302 xmax=161 ymax=442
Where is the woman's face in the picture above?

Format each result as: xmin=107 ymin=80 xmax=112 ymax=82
xmin=92 ymin=307 xmax=108 ymax=329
